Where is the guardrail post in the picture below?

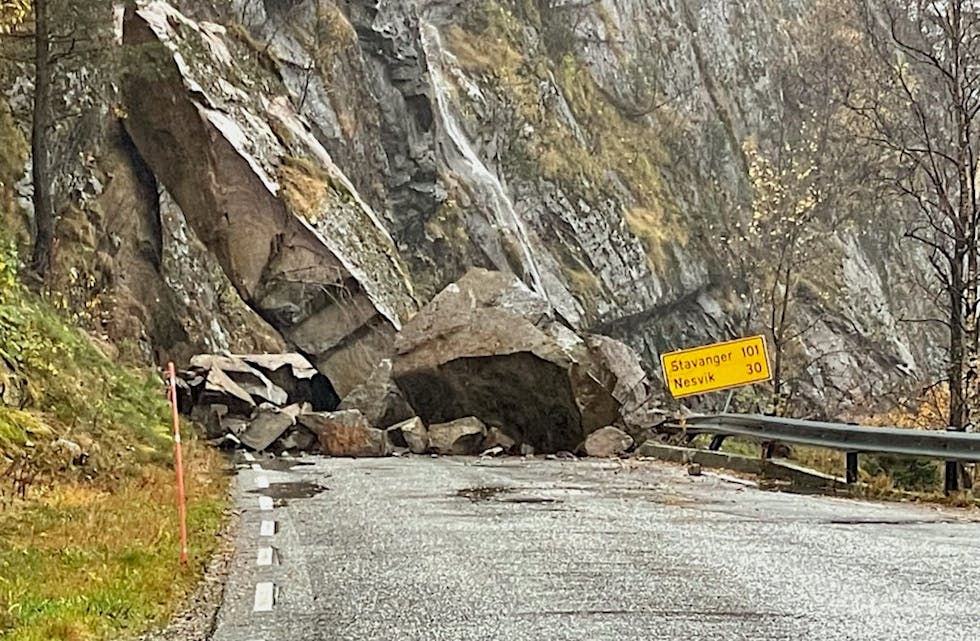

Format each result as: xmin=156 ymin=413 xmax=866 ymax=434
xmin=845 ymin=452 xmax=858 ymax=485
xmin=708 ymin=434 xmax=727 ymax=451
xmin=945 ymin=426 xmax=961 ymax=495
xmin=945 ymin=461 xmax=960 ymax=494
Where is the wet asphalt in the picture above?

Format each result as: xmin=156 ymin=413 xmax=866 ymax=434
xmin=210 ymin=455 xmax=980 ymax=641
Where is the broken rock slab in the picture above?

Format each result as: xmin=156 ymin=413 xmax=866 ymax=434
xmin=338 ymin=359 xmax=415 ymax=428
xmin=238 ymin=353 xmax=338 ymax=410
xmin=239 ymin=403 xmax=306 ymax=452
xmin=392 ymin=268 xmax=638 ymax=452
xmin=191 ymin=355 xmax=289 ymax=406
xmin=581 ymin=426 xmax=635 ymax=458
xmin=428 ymin=416 xmax=487 ymax=455
xmin=298 ymin=410 xmax=391 ymax=457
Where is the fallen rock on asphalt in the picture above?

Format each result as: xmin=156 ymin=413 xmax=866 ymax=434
xmin=581 ymin=426 xmax=635 ymax=458
xmin=389 ymin=417 xmax=428 ymax=454
xmin=239 ymin=403 xmax=306 ymax=452
xmin=428 ymin=416 xmax=487 ymax=455
xmin=298 ymin=410 xmax=391 ymax=457
xmin=482 ymin=426 xmax=517 ymax=454
xmin=391 ymin=269 xmax=639 ymax=452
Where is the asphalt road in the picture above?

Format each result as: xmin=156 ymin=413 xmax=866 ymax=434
xmin=210 ymin=455 xmax=980 ymax=641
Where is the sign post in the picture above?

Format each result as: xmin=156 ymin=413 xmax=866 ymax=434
xmin=166 ymin=362 xmax=189 ymax=565
xmin=661 ymin=335 xmax=772 ymax=399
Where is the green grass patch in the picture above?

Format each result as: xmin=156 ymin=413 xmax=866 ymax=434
xmin=0 ymin=440 xmax=228 ymax=641
xmin=0 ymin=232 xmax=230 ymax=640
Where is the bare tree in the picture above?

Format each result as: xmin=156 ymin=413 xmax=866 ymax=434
xmin=1 ymin=0 xmax=110 ymax=279
xmin=841 ymin=1 xmax=980 ymax=488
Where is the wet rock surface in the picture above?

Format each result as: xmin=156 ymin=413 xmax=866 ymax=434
xmin=337 ymin=359 xmax=415 ymax=428
xmin=389 ymin=417 xmax=428 ymax=455
xmin=180 ymin=270 xmax=655 ymax=458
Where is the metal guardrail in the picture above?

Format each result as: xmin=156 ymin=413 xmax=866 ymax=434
xmin=666 ymin=413 xmax=980 ymax=489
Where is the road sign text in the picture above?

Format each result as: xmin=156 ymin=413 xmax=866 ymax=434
xmin=661 ymin=335 xmax=772 ymax=398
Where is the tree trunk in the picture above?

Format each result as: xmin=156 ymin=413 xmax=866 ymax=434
xmin=29 ymin=0 xmax=54 ymax=278
xmin=949 ymin=255 xmax=966 ymax=432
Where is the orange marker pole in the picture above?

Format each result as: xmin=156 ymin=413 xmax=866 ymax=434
xmin=167 ymin=362 xmax=189 ymax=565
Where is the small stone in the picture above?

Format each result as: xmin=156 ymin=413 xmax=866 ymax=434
xmin=581 ymin=426 xmax=634 ymax=458
xmin=688 ymin=462 xmax=702 ymax=476
xmin=428 ymin=417 xmax=487 ymax=455
xmin=389 ymin=417 xmax=428 ymax=454
xmin=480 ymin=446 xmax=505 ymax=457
xmin=556 ymin=450 xmax=577 ymax=460
xmin=482 ymin=426 xmax=517 ymax=453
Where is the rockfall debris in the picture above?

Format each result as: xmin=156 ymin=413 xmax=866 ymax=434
xmin=178 ymin=269 xmax=662 ymax=457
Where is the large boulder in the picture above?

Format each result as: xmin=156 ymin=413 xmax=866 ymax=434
xmin=338 ymin=359 xmax=415 ymax=428
xmin=581 ymin=426 xmax=635 ymax=458
xmin=428 ymin=417 xmax=487 ymax=455
xmin=391 ymin=269 xmax=640 ymax=452
xmin=298 ymin=410 xmax=390 ymax=457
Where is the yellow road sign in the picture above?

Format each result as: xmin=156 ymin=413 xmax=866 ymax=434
xmin=661 ymin=335 xmax=771 ymax=398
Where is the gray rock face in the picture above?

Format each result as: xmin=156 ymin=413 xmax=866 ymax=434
xmin=582 ymin=427 xmax=635 ymax=458
xmin=298 ymin=410 xmax=391 ymax=457
xmin=428 ymin=417 xmax=488 ymax=455
xmin=0 ymin=0 xmax=946 ymax=419
xmin=120 ymin=2 xmax=417 ymax=397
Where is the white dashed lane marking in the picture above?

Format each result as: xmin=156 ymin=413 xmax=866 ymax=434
xmin=253 ymin=582 xmax=275 ymax=612
xmin=243 ymin=452 xmax=255 ymax=462
xmin=260 ymin=520 xmax=276 ymax=537
xmin=255 ymin=475 xmax=270 ymax=489
xmin=258 ymin=496 xmax=274 ymax=511
xmin=256 ymin=547 xmax=274 ymax=566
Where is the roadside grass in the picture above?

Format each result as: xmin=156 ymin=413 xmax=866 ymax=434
xmin=0 ymin=439 xmax=227 ymax=641
xmin=0 ymin=236 xmax=230 ymax=640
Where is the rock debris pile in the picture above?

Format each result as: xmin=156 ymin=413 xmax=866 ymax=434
xmin=178 ymin=269 xmax=662 ymax=457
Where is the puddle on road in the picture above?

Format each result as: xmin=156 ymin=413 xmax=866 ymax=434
xmin=455 ymin=486 xmax=558 ymax=505
xmin=456 ymin=486 xmax=512 ymax=501
xmin=500 ymin=496 xmax=557 ymax=504
xmin=258 ymin=459 xmax=316 ymax=472
xmin=248 ymin=480 xmax=326 ymax=503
